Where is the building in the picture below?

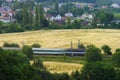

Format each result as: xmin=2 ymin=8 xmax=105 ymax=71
xmin=111 ymin=3 xmax=120 ymax=8
xmin=65 ymin=12 xmax=73 ymax=17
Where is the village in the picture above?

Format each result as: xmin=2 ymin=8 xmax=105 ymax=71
xmin=0 ymin=0 xmax=120 ymax=26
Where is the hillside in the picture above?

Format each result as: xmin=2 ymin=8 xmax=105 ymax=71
xmin=0 ymin=29 xmax=120 ymax=52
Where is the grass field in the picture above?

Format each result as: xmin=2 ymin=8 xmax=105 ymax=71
xmin=43 ymin=61 xmax=83 ymax=74
xmin=30 ymin=61 xmax=83 ymax=74
xmin=31 ymin=55 xmax=112 ymax=74
xmin=0 ymin=29 xmax=120 ymax=52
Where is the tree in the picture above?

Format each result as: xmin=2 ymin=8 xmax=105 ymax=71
xmin=85 ymin=45 xmax=102 ymax=62
xmin=22 ymin=45 xmax=33 ymax=60
xmin=0 ymin=51 xmax=30 ymax=80
xmin=54 ymin=1 xmax=59 ymax=14
xmin=115 ymin=68 xmax=120 ymax=80
xmin=28 ymin=10 xmax=33 ymax=26
xmin=32 ymin=43 xmax=41 ymax=48
xmin=0 ymin=47 xmax=3 ymax=53
xmin=71 ymin=70 xmax=81 ymax=80
xmin=80 ymin=62 xmax=115 ymax=80
xmin=15 ymin=11 xmax=23 ymax=23
xmin=101 ymin=45 xmax=112 ymax=55
xmin=33 ymin=59 xmax=46 ymax=70
xmin=72 ymin=20 xmax=81 ymax=29
xmin=112 ymin=51 xmax=120 ymax=67
xmin=42 ymin=19 xmax=49 ymax=27
xmin=34 ymin=5 xmax=39 ymax=29
xmin=59 ymin=73 xmax=70 ymax=80
xmin=21 ymin=64 xmax=41 ymax=80
xmin=115 ymin=48 xmax=120 ymax=53
xmin=22 ymin=4 xmax=29 ymax=25
xmin=96 ymin=10 xmax=114 ymax=26
xmin=66 ymin=17 xmax=71 ymax=29
xmin=38 ymin=4 xmax=44 ymax=27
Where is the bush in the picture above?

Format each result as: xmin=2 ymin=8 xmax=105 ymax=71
xmin=80 ymin=62 xmax=115 ymax=80
xmin=32 ymin=43 xmax=41 ymax=48
xmin=85 ymin=45 xmax=102 ymax=62
xmin=33 ymin=59 xmax=46 ymax=70
xmin=112 ymin=51 xmax=120 ymax=67
xmin=36 ymin=70 xmax=53 ymax=80
xmin=0 ymin=51 xmax=31 ymax=80
xmin=115 ymin=69 xmax=120 ymax=80
xmin=101 ymin=45 xmax=112 ymax=55
xmin=0 ymin=47 xmax=4 ymax=53
xmin=78 ymin=44 xmax=86 ymax=49
xmin=22 ymin=45 xmax=33 ymax=60
xmin=115 ymin=48 xmax=120 ymax=53
xmin=71 ymin=70 xmax=81 ymax=80
xmin=3 ymin=42 xmax=20 ymax=47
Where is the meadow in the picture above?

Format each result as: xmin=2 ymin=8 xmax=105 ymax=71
xmin=0 ymin=29 xmax=120 ymax=52
xmin=0 ymin=29 xmax=117 ymax=74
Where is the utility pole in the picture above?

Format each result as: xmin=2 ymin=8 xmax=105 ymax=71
xmin=71 ymin=41 xmax=73 ymax=57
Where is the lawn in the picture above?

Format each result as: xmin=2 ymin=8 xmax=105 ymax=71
xmin=0 ymin=29 xmax=120 ymax=52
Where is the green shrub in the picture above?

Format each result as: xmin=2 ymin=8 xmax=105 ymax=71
xmin=101 ymin=45 xmax=112 ymax=55
xmin=32 ymin=43 xmax=41 ymax=48
xmin=85 ymin=45 xmax=102 ymax=62
xmin=112 ymin=51 xmax=120 ymax=67
xmin=3 ymin=42 xmax=20 ymax=47
xmin=22 ymin=45 xmax=33 ymax=60
xmin=80 ymin=62 xmax=115 ymax=80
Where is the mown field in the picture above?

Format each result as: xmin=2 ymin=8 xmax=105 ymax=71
xmin=31 ymin=55 xmax=112 ymax=74
xmin=30 ymin=60 xmax=83 ymax=74
xmin=0 ymin=29 xmax=120 ymax=52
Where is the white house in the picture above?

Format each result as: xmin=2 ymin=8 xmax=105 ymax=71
xmin=0 ymin=16 xmax=15 ymax=23
xmin=49 ymin=15 xmax=62 ymax=21
xmin=111 ymin=3 xmax=120 ymax=9
xmin=80 ymin=14 xmax=93 ymax=20
xmin=0 ymin=16 xmax=10 ymax=23
xmin=55 ymin=15 xmax=62 ymax=20
xmin=65 ymin=12 xmax=73 ymax=17
xmin=43 ymin=7 xmax=50 ymax=12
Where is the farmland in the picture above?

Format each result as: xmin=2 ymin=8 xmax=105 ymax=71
xmin=0 ymin=29 xmax=120 ymax=52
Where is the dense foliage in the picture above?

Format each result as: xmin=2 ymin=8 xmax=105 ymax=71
xmin=101 ymin=45 xmax=112 ymax=55
xmin=3 ymin=42 xmax=20 ymax=47
xmin=112 ymin=51 xmax=120 ymax=67
xmin=85 ymin=45 xmax=102 ymax=62
xmin=32 ymin=43 xmax=41 ymax=48
xmin=80 ymin=62 xmax=115 ymax=80
xmin=22 ymin=45 xmax=33 ymax=60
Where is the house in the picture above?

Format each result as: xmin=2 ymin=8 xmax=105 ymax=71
xmin=6 ymin=0 xmax=13 ymax=2
xmin=43 ymin=7 xmax=50 ymax=12
xmin=65 ymin=12 xmax=73 ymax=17
xmin=0 ymin=16 xmax=12 ymax=23
xmin=55 ymin=15 xmax=62 ymax=20
xmin=88 ymin=3 xmax=95 ymax=9
xmin=111 ymin=3 xmax=120 ymax=8
xmin=80 ymin=14 xmax=93 ymax=20
xmin=49 ymin=15 xmax=62 ymax=21
xmin=101 ymin=5 xmax=109 ymax=9
xmin=1 ymin=10 xmax=15 ymax=17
